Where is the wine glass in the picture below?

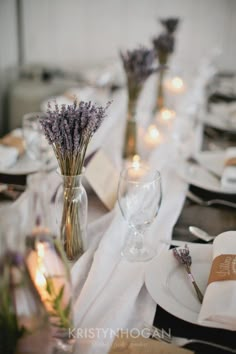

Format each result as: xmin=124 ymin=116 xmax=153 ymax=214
xmin=22 ymin=112 xmax=53 ymax=170
xmin=118 ymin=165 xmax=162 ymax=262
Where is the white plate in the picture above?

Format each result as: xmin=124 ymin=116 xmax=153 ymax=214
xmin=178 ymin=151 xmax=236 ymax=194
xmin=201 ymin=112 xmax=236 ymax=133
xmin=0 ymin=154 xmax=57 ymax=175
xmin=145 ymin=244 xmax=212 ymax=325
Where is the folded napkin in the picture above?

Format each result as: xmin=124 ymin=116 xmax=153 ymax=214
xmin=221 ymin=148 xmax=236 ymax=192
xmin=198 ymin=231 xmax=236 ymax=330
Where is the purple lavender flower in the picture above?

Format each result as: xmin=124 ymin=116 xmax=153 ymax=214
xmin=120 ymin=46 xmax=157 ymax=87
xmin=39 ymin=100 xmax=111 ymax=175
xmin=173 ymin=245 xmax=192 ymax=267
xmin=160 ymin=18 xmax=179 ymax=34
xmin=153 ymin=33 xmax=174 ymax=65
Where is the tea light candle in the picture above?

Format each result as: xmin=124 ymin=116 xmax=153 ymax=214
xmin=26 ymin=238 xmax=70 ymax=313
xmin=144 ymin=125 xmax=161 ymax=149
xmin=165 ymin=76 xmax=185 ymax=94
xmin=132 ymin=154 xmax=141 ymax=169
xmin=159 ymin=108 xmax=176 ymax=121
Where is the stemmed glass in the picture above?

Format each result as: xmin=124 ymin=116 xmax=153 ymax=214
xmin=118 ymin=165 xmax=162 ymax=262
xmin=22 ymin=112 xmax=53 ymax=171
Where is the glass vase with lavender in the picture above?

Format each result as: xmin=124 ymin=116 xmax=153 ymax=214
xmin=121 ymin=47 xmax=157 ymax=159
xmin=153 ymin=18 xmax=179 ymax=112
xmin=40 ymin=100 xmax=110 ymax=263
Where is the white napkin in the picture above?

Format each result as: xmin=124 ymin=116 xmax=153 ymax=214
xmin=0 ymin=145 xmax=18 ymax=169
xmin=221 ymin=148 xmax=236 ymax=191
xmin=198 ymin=231 xmax=236 ymax=330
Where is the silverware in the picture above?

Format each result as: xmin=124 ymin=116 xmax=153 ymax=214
xmin=189 ymin=226 xmax=215 ymax=242
xmin=187 ymin=156 xmax=221 ymax=181
xmin=173 ymin=245 xmax=204 ymax=303
xmin=146 ymin=324 xmax=236 ymax=353
xmin=187 ymin=190 xmax=236 ymax=209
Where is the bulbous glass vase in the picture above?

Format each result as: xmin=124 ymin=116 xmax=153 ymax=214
xmin=56 ymin=173 xmax=88 ymax=263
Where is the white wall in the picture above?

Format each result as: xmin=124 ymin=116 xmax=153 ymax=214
xmin=22 ymin=0 xmax=236 ymax=73
xmin=1 ymin=0 xmax=236 ymax=134
xmin=0 ymin=0 xmax=18 ymax=134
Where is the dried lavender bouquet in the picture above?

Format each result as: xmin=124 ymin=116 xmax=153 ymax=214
xmin=120 ymin=47 xmax=157 ymax=158
xmin=40 ymin=100 xmax=110 ymax=262
xmin=152 ymin=17 xmax=179 ymax=110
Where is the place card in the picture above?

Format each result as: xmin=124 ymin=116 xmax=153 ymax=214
xmin=109 ymin=334 xmax=194 ymax=354
xmin=85 ymin=149 xmax=119 ymax=210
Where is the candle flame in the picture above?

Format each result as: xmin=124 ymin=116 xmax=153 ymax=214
xmin=132 ymin=154 xmax=141 ymax=169
xmin=160 ymin=108 xmax=176 ymax=121
xmin=148 ymin=125 xmax=159 ymax=138
xmin=35 ymin=269 xmax=46 ymax=287
xmin=37 ymin=242 xmax=45 ymax=258
xmin=35 ymin=242 xmax=46 ymax=289
xmin=172 ymin=77 xmax=184 ymax=89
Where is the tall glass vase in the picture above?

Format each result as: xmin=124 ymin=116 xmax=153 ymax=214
xmin=122 ymin=84 xmax=141 ymax=160
xmin=156 ymin=67 xmax=165 ymax=111
xmin=56 ymin=173 xmax=88 ymax=263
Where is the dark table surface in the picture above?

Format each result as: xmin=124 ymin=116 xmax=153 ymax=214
xmin=153 ymin=126 xmax=236 ymax=353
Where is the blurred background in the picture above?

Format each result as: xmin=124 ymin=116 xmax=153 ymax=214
xmin=1 ymin=0 xmax=236 ymax=136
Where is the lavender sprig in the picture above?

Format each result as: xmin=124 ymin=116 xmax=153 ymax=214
xmin=39 ymin=100 xmax=111 ymax=175
xmin=173 ymin=244 xmax=192 ymax=267
xmin=173 ymin=245 xmax=204 ymax=303
xmin=153 ymin=33 xmax=174 ymax=65
xmin=120 ymin=46 xmax=157 ymax=87
xmin=160 ymin=18 xmax=179 ymax=34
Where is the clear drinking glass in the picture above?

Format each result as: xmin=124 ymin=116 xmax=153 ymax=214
xmin=118 ymin=166 xmax=162 ymax=262
xmin=22 ymin=112 xmax=53 ymax=168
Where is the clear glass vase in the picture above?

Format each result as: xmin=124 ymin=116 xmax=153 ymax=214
xmin=156 ymin=67 xmax=166 ymax=112
xmin=122 ymin=84 xmax=141 ymax=160
xmin=56 ymin=173 xmax=88 ymax=263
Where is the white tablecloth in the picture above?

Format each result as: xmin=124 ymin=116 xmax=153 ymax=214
xmin=6 ymin=75 xmax=203 ymax=353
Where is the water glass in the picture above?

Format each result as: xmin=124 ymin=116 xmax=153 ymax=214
xmin=118 ymin=165 xmax=162 ymax=262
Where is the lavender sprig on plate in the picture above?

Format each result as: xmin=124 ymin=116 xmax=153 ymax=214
xmin=173 ymin=245 xmax=204 ymax=304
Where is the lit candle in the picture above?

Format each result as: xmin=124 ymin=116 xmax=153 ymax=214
xmin=159 ymin=108 xmax=176 ymax=121
xmin=132 ymin=154 xmax=141 ymax=169
xmin=165 ymin=76 xmax=185 ymax=94
xmin=144 ymin=125 xmax=162 ymax=149
xmin=26 ymin=237 xmax=71 ymax=315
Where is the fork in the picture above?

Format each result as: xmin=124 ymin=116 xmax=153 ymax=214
xmin=145 ymin=324 xmax=236 ymax=353
xmin=187 ymin=190 xmax=236 ymax=209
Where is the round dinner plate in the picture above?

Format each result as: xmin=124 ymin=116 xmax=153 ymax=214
xmin=200 ymin=112 xmax=236 ymax=133
xmin=145 ymin=244 xmax=212 ymax=325
xmin=0 ymin=154 xmax=58 ymax=175
xmin=178 ymin=151 xmax=236 ymax=194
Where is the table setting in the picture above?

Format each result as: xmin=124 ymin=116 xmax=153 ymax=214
xmin=1 ymin=16 xmax=236 ymax=354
